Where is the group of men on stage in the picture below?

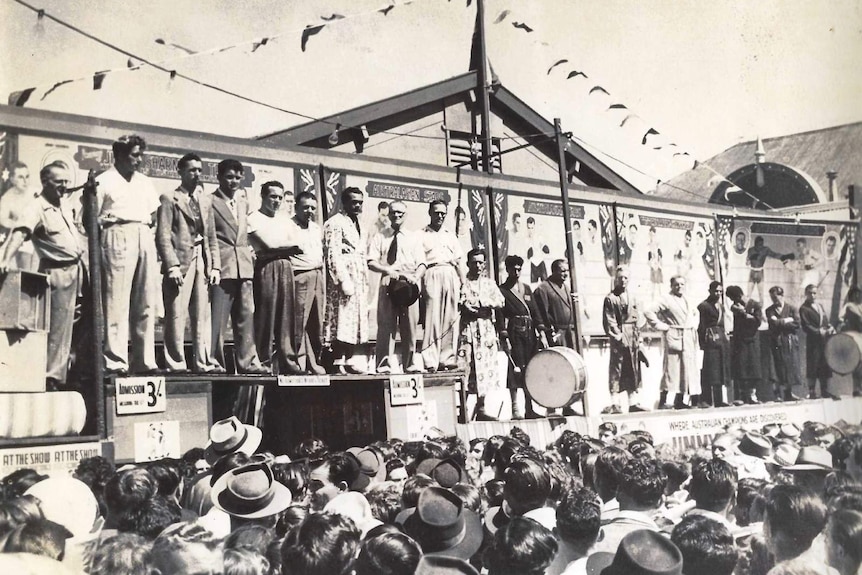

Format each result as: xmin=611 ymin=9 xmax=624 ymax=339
xmin=0 ymin=134 xmax=850 ymax=419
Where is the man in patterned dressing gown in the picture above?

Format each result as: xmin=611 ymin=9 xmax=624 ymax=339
xmin=323 ymin=187 xmax=369 ymax=374
xmin=458 ymin=248 xmax=504 ymax=421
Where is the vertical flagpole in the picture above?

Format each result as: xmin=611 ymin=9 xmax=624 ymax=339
xmin=554 ymin=119 xmax=582 ymax=355
xmin=476 ymin=0 xmax=493 ymax=176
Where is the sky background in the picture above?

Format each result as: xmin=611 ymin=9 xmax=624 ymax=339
xmin=2 ymin=0 xmax=860 ymax=191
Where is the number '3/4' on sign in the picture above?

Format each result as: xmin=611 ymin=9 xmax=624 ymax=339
xmin=389 ymin=374 xmax=424 ymax=406
xmin=115 ymin=376 xmax=167 ymax=415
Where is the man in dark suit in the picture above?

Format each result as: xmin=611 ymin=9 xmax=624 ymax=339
xmin=799 ymin=284 xmax=838 ymax=399
xmin=697 ymin=281 xmax=729 ymax=407
xmin=157 ymin=153 xmax=223 ymax=374
xmin=726 ymin=285 xmax=763 ymax=405
xmin=765 ymin=285 xmax=803 ymax=402
xmin=498 ymin=255 xmax=540 ymax=419
xmin=210 ymin=159 xmax=267 ymax=375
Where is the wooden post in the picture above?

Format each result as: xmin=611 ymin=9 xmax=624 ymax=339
xmin=554 ymin=119 xmax=583 ymax=355
xmin=83 ymin=170 xmax=106 ymax=438
xmin=850 ymin=185 xmax=861 ymax=287
xmin=476 ymin=0 xmax=493 ymax=175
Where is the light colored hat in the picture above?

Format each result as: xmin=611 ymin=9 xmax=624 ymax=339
xmin=25 ymin=476 xmax=99 ymax=539
xmin=323 ymin=491 xmax=382 ymax=536
xmin=204 ymin=416 xmax=263 ymax=465
xmin=783 ymin=446 xmax=834 ymax=472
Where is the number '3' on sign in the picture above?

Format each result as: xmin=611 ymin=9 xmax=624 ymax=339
xmin=115 ymin=377 xmax=167 ymax=415
xmin=389 ymin=374 xmax=424 ymax=406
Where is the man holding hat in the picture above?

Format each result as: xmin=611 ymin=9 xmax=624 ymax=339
xmin=367 ymin=200 xmax=422 ymax=374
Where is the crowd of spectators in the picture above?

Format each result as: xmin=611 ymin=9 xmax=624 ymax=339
xmin=1 ymin=415 xmax=861 ymax=574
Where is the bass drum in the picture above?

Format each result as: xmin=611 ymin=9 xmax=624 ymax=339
xmin=524 ymin=346 xmax=588 ymax=408
xmin=825 ymin=331 xmax=862 ymax=375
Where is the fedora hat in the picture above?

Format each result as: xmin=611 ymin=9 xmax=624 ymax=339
xmin=388 ymin=278 xmax=420 ymax=308
xmin=431 ymin=458 xmax=467 ymax=489
xmin=783 ymin=445 xmax=835 ymax=472
xmin=738 ymin=432 xmax=773 ymax=459
xmin=343 ymin=452 xmax=370 ymax=492
xmin=400 ymin=486 xmax=483 ymax=559
xmin=765 ymin=443 xmax=800 ymax=468
xmin=211 ymin=462 xmax=292 ymax=519
xmin=204 ymin=416 xmax=263 ymax=465
xmin=414 ymin=555 xmax=479 ymax=575
xmin=351 ymin=448 xmax=387 ymax=483
xmin=601 ymin=529 xmax=683 ymax=575
xmin=778 ymin=423 xmax=801 ymax=441
xmin=416 ymin=457 xmax=442 ymax=477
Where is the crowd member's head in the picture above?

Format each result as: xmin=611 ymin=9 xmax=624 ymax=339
xmin=280 ymin=512 xmax=360 ymax=575
xmin=504 ymin=458 xmax=551 ymax=516
xmin=105 ymin=468 xmax=157 ymax=529
xmin=783 ymin=445 xmax=835 ymax=494
xmin=484 ymin=516 xmax=558 ymax=575
xmin=593 ymin=446 xmax=632 ymax=504
xmin=671 ymin=515 xmax=738 ymax=575
xmin=223 ymin=547 xmax=269 ymax=575
xmin=689 ymin=458 xmax=737 ymax=515
xmin=182 ymin=447 xmax=209 ymax=475
xmin=272 ymin=460 xmax=309 ymax=504
xmin=823 ymin=470 xmax=859 ymax=501
xmin=764 ymin=484 xmax=827 ymax=562
xmin=216 ymin=159 xmax=244 ymax=196
xmin=2 ymin=519 xmax=72 ymax=561
xmin=662 ymin=459 xmax=690 ymax=497
xmin=210 ymin=452 xmax=251 ymax=488
xmin=308 ymin=453 xmax=362 ymax=511
xmin=151 ymin=522 xmax=222 ymax=575
xmin=824 ymin=509 xmax=862 ymax=575
xmin=224 ymin=523 xmax=275 ymax=557
xmin=354 ymin=531 xmax=422 ymax=575
xmin=735 ymin=477 xmax=767 ymax=526
xmin=484 ymin=479 xmax=505 ymax=508
xmin=119 ymin=493 xmax=182 ymax=539
xmin=147 ymin=459 xmax=184 ymax=504
xmin=386 ymin=458 xmax=408 ymax=483
xmin=365 ymin=481 xmax=403 ymax=523
xmin=598 ymin=422 xmax=618 ymax=444
xmin=1 ymin=468 xmax=47 ymax=499
xmin=275 ymin=504 xmax=308 ymax=539
xmin=74 ymin=456 xmax=116 ymax=518
xmin=401 ymin=474 xmax=437 ymax=509
xmin=844 ymin=433 xmax=862 ymax=482
xmin=555 ymin=487 xmax=601 ymax=558
xmin=0 ymin=495 xmax=43 ymax=535
xmin=295 ymin=438 xmax=329 ymax=464
xmin=88 ymin=533 xmax=152 ymax=575
xmin=617 ymin=458 xmax=667 ymax=512
xmin=399 ymin=486 xmax=482 ymax=561
xmin=451 ymin=482 xmax=485 ymax=514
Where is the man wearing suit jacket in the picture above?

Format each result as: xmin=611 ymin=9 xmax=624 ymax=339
xmin=156 ymin=153 xmax=223 ymax=374
xmin=765 ymin=285 xmax=803 ymax=402
xmin=697 ymin=281 xmax=730 ymax=407
xmin=799 ymin=284 xmax=839 ymax=400
xmin=210 ymin=159 xmax=267 ymax=374
xmin=726 ymin=285 xmax=763 ymax=405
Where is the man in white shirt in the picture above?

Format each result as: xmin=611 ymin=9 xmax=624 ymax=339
xmin=96 ymin=134 xmax=160 ymax=375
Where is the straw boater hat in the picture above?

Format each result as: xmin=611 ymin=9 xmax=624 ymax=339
xmin=397 ymin=486 xmax=483 ymax=559
xmin=783 ymin=446 xmax=835 ymax=472
xmin=204 ymin=416 xmax=263 ymax=465
xmin=211 ymin=462 xmax=292 ymax=519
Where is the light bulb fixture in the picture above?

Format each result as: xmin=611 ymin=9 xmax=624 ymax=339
xmin=328 ymin=124 xmax=341 ymax=146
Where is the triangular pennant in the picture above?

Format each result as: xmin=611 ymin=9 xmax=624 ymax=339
xmin=301 ymin=24 xmax=324 ymax=52
xmin=252 ymin=37 xmax=269 ymax=52
xmin=41 ymin=80 xmax=73 ymax=101
xmin=93 ymin=71 xmax=108 ymax=90
xmin=321 ymin=13 xmax=345 ymax=21
xmin=641 ymin=127 xmax=659 ymax=145
xmin=547 ymin=59 xmax=568 ymax=75
xmin=379 ymin=5 xmax=395 ymax=15
xmin=607 ymin=103 xmax=627 ymax=110
xmin=589 ymin=85 xmax=609 ymax=96
xmin=567 ymin=70 xmax=587 ymax=80
xmin=493 ymin=10 xmax=510 ymax=24
xmin=8 ymin=88 xmax=35 ymax=107
xmin=512 ymin=21 xmax=533 ymax=32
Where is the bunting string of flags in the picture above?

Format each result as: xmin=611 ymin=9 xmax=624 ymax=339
xmin=8 ymin=0 xmax=758 ymax=201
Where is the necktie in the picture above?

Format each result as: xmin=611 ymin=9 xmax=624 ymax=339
xmin=387 ymin=231 xmax=398 ymax=265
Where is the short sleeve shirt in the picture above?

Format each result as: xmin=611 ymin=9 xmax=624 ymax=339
xmin=18 ymin=196 xmax=82 ymax=264
xmin=96 ymin=166 xmax=159 ymax=225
